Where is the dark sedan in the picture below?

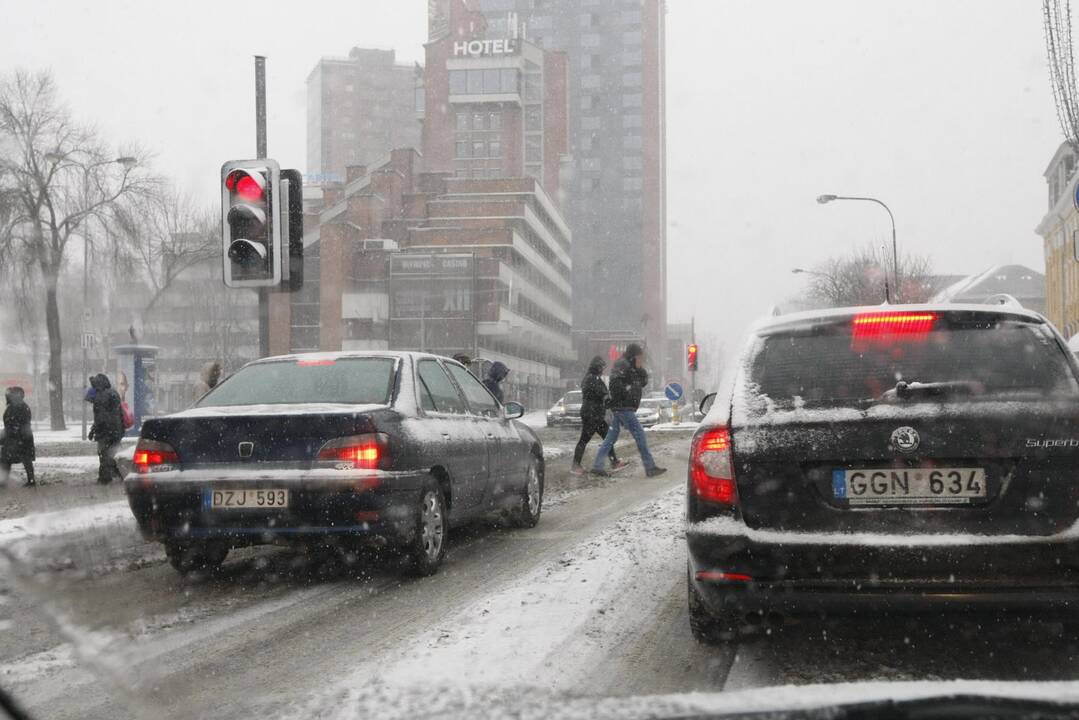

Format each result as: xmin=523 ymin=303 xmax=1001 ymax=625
xmin=686 ymin=305 xmax=1079 ymax=642
xmin=125 ymin=352 xmax=544 ymax=576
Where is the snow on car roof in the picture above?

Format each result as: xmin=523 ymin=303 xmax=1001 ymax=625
xmin=246 ymin=350 xmax=460 ymax=366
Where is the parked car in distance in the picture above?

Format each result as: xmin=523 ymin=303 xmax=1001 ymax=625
xmin=637 ymin=396 xmax=672 ymax=427
xmin=546 ymin=390 xmax=584 ymax=427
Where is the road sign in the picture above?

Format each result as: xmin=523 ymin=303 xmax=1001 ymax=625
xmin=664 ymin=382 xmax=684 ymax=402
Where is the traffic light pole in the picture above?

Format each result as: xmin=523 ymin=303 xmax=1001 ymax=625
xmin=255 ymin=55 xmax=270 ymax=358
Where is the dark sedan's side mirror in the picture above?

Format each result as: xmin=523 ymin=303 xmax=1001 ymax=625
xmin=699 ymin=392 xmax=717 ymax=416
xmin=504 ymin=401 xmax=525 ymax=419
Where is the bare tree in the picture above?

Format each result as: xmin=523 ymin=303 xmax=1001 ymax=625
xmin=807 ymin=245 xmax=934 ymax=308
xmin=0 ymin=70 xmax=156 ymax=429
xmin=1045 ymin=0 xmax=1079 ymax=151
xmin=111 ymin=188 xmax=217 ymax=323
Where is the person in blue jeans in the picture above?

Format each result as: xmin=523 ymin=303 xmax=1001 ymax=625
xmin=591 ymin=343 xmax=667 ymax=478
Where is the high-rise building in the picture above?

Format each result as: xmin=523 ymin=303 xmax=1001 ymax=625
xmin=476 ymin=0 xmax=668 ymax=376
xmin=306 ymin=47 xmax=421 ymax=184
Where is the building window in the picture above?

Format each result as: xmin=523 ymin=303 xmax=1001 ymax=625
xmin=580 ymin=12 xmax=600 ymax=27
xmin=623 ymin=50 xmax=642 ymax=66
xmin=525 ymin=106 xmax=542 ymax=131
xmin=473 ymin=112 xmax=485 ymax=129
xmin=582 ymin=157 xmax=601 ymax=171
xmin=581 ymin=74 xmax=602 ymax=89
xmin=623 ymin=177 xmax=642 ymax=192
xmin=456 ymin=112 xmax=469 ymax=131
xmin=489 ymin=111 xmax=502 ymax=130
xmin=525 ymin=135 xmax=542 ymax=163
xmin=579 ymin=135 xmax=592 ymax=151
xmin=501 ymin=68 xmax=517 ymax=93
xmin=623 ymin=30 xmax=642 ymax=45
xmin=584 ymin=177 xmax=601 ymax=192
xmin=450 ymin=70 xmax=467 ymax=94
xmin=624 ymin=134 xmax=642 ymax=149
xmin=581 ymin=33 xmax=601 ymax=48
xmin=580 ymin=95 xmax=593 ymax=111
xmin=456 ymin=140 xmax=470 ymax=159
xmin=623 ymin=93 xmax=642 ymax=107
xmin=467 ymin=70 xmax=483 ymax=94
xmin=624 ymin=113 xmax=642 ymax=128
xmin=622 ymin=72 xmax=641 ymax=87
xmin=624 ymin=156 xmax=642 ymax=170
xmin=581 ymin=116 xmax=601 ymax=130
xmin=580 ymin=54 xmax=592 ymax=69
xmin=622 ymin=9 xmax=641 ymax=24
xmin=490 ymin=140 xmax=502 ymax=158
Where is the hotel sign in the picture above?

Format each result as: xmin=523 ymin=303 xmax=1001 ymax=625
xmin=453 ymin=38 xmax=518 ymax=57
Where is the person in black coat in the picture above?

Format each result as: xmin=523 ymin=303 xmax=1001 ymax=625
xmin=591 ymin=343 xmax=667 ymax=478
xmin=87 ymin=373 xmax=124 ymax=485
xmin=1 ymin=386 xmax=36 ymax=487
xmin=483 ymin=361 xmax=510 ymax=404
xmin=571 ymin=356 xmax=624 ymax=474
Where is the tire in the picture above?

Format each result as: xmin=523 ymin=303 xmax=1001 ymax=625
xmin=166 ymin=541 xmax=228 ymax=576
xmin=404 ymin=483 xmax=448 ymax=577
xmin=510 ymin=456 xmax=543 ymax=529
xmin=688 ymin=571 xmax=741 ymax=645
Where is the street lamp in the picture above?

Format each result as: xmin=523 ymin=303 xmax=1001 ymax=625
xmin=791 ymin=267 xmax=830 ymax=278
xmin=816 ymin=193 xmax=898 ymax=301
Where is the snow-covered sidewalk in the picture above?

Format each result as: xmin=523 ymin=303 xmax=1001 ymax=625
xmin=0 ymin=500 xmax=134 ymax=545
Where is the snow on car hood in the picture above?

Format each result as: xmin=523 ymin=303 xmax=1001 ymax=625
xmin=167 ymin=403 xmax=389 ymax=418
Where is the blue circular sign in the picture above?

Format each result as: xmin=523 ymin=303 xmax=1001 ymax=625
xmin=664 ymin=382 xmax=684 ymax=402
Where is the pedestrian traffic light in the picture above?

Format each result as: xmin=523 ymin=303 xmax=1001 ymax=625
xmin=687 ymin=343 xmax=699 ymax=372
xmin=222 ymin=159 xmax=282 ymax=288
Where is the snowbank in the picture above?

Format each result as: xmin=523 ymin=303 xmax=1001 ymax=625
xmin=0 ymin=500 xmax=133 ymax=544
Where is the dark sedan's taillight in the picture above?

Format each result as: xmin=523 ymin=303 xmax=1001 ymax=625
xmin=317 ymin=434 xmax=390 ymax=470
xmin=690 ymin=427 xmax=738 ymax=507
xmin=133 ymin=439 xmax=179 ymax=474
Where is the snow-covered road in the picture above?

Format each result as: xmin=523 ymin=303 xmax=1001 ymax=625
xmin=4 ymin=427 xmax=1079 ymax=719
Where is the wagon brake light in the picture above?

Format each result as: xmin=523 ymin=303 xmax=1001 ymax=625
xmin=690 ymin=426 xmax=737 ymax=506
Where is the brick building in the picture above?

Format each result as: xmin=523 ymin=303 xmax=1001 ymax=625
xmin=306 ymin=48 xmax=421 ymax=184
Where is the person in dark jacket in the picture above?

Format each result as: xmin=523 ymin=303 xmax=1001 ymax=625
xmin=483 ymin=361 xmax=510 ymax=404
xmin=87 ymin=373 xmax=124 ymax=484
xmin=1 ymin=386 xmax=36 ymax=487
xmin=571 ymin=356 xmax=625 ymax=475
xmin=591 ymin=344 xmax=667 ymax=478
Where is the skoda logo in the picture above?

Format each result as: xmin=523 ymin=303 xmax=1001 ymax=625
xmin=238 ymin=441 xmax=254 ymax=459
xmin=890 ymin=426 xmax=920 ymax=454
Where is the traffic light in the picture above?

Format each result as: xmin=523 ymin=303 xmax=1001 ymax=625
xmin=222 ymin=159 xmax=282 ymax=288
xmin=687 ymin=343 xmax=699 ymax=372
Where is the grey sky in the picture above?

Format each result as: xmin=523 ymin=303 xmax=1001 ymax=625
xmin=0 ymin=0 xmax=1061 ymax=349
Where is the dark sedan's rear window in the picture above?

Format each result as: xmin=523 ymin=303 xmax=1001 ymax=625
xmin=749 ymin=317 xmax=1079 ymax=409
xmin=198 ymin=357 xmax=397 ymax=407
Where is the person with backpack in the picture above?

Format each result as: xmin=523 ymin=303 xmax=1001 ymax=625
xmin=571 ymin=356 xmax=626 ymax=475
xmin=87 ymin=373 xmax=125 ymax=484
xmin=1 ymin=386 xmax=36 ymax=487
xmin=590 ymin=344 xmax=667 ymax=478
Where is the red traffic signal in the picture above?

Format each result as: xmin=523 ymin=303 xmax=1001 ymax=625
xmin=225 ymin=169 xmax=265 ymax=201
xmin=687 ymin=343 xmax=699 ymax=372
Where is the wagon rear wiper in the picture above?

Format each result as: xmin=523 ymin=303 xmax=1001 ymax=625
xmin=882 ymin=380 xmax=985 ymax=401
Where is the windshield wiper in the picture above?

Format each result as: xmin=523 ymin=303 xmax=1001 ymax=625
xmin=882 ymin=380 xmax=985 ymax=402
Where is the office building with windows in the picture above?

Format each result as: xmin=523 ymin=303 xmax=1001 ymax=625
xmin=477 ymin=0 xmax=668 ymax=376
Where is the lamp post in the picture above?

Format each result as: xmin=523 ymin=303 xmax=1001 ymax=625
xmin=43 ymin=153 xmax=138 ymax=440
xmin=816 ymin=194 xmax=898 ymax=301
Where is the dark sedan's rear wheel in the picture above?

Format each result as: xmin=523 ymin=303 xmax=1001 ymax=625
xmin=405 ymin=483 xmax=447 ymax=576
xmin=165 ymin=541 xmax=228 ymax=576
xmin=688 ymin=572 xmax=741 ymax=645
xmin=511 ymin=456 xmax=543 ymax=528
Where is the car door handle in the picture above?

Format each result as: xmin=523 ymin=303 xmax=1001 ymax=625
xmin=485 ymin=433 xmax=495 ymax=439
xmin=441 ymin=432 xmax=451 ymax=438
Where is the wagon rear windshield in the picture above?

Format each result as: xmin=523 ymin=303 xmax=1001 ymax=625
xmin=749 ymin=317 xmax=1079 ymax=409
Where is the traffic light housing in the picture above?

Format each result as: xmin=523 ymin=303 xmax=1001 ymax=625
xmin=687 ymin=343 xmax=699 ymax=372
xmin=222 ymin=159 xmax=282 ymax=288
